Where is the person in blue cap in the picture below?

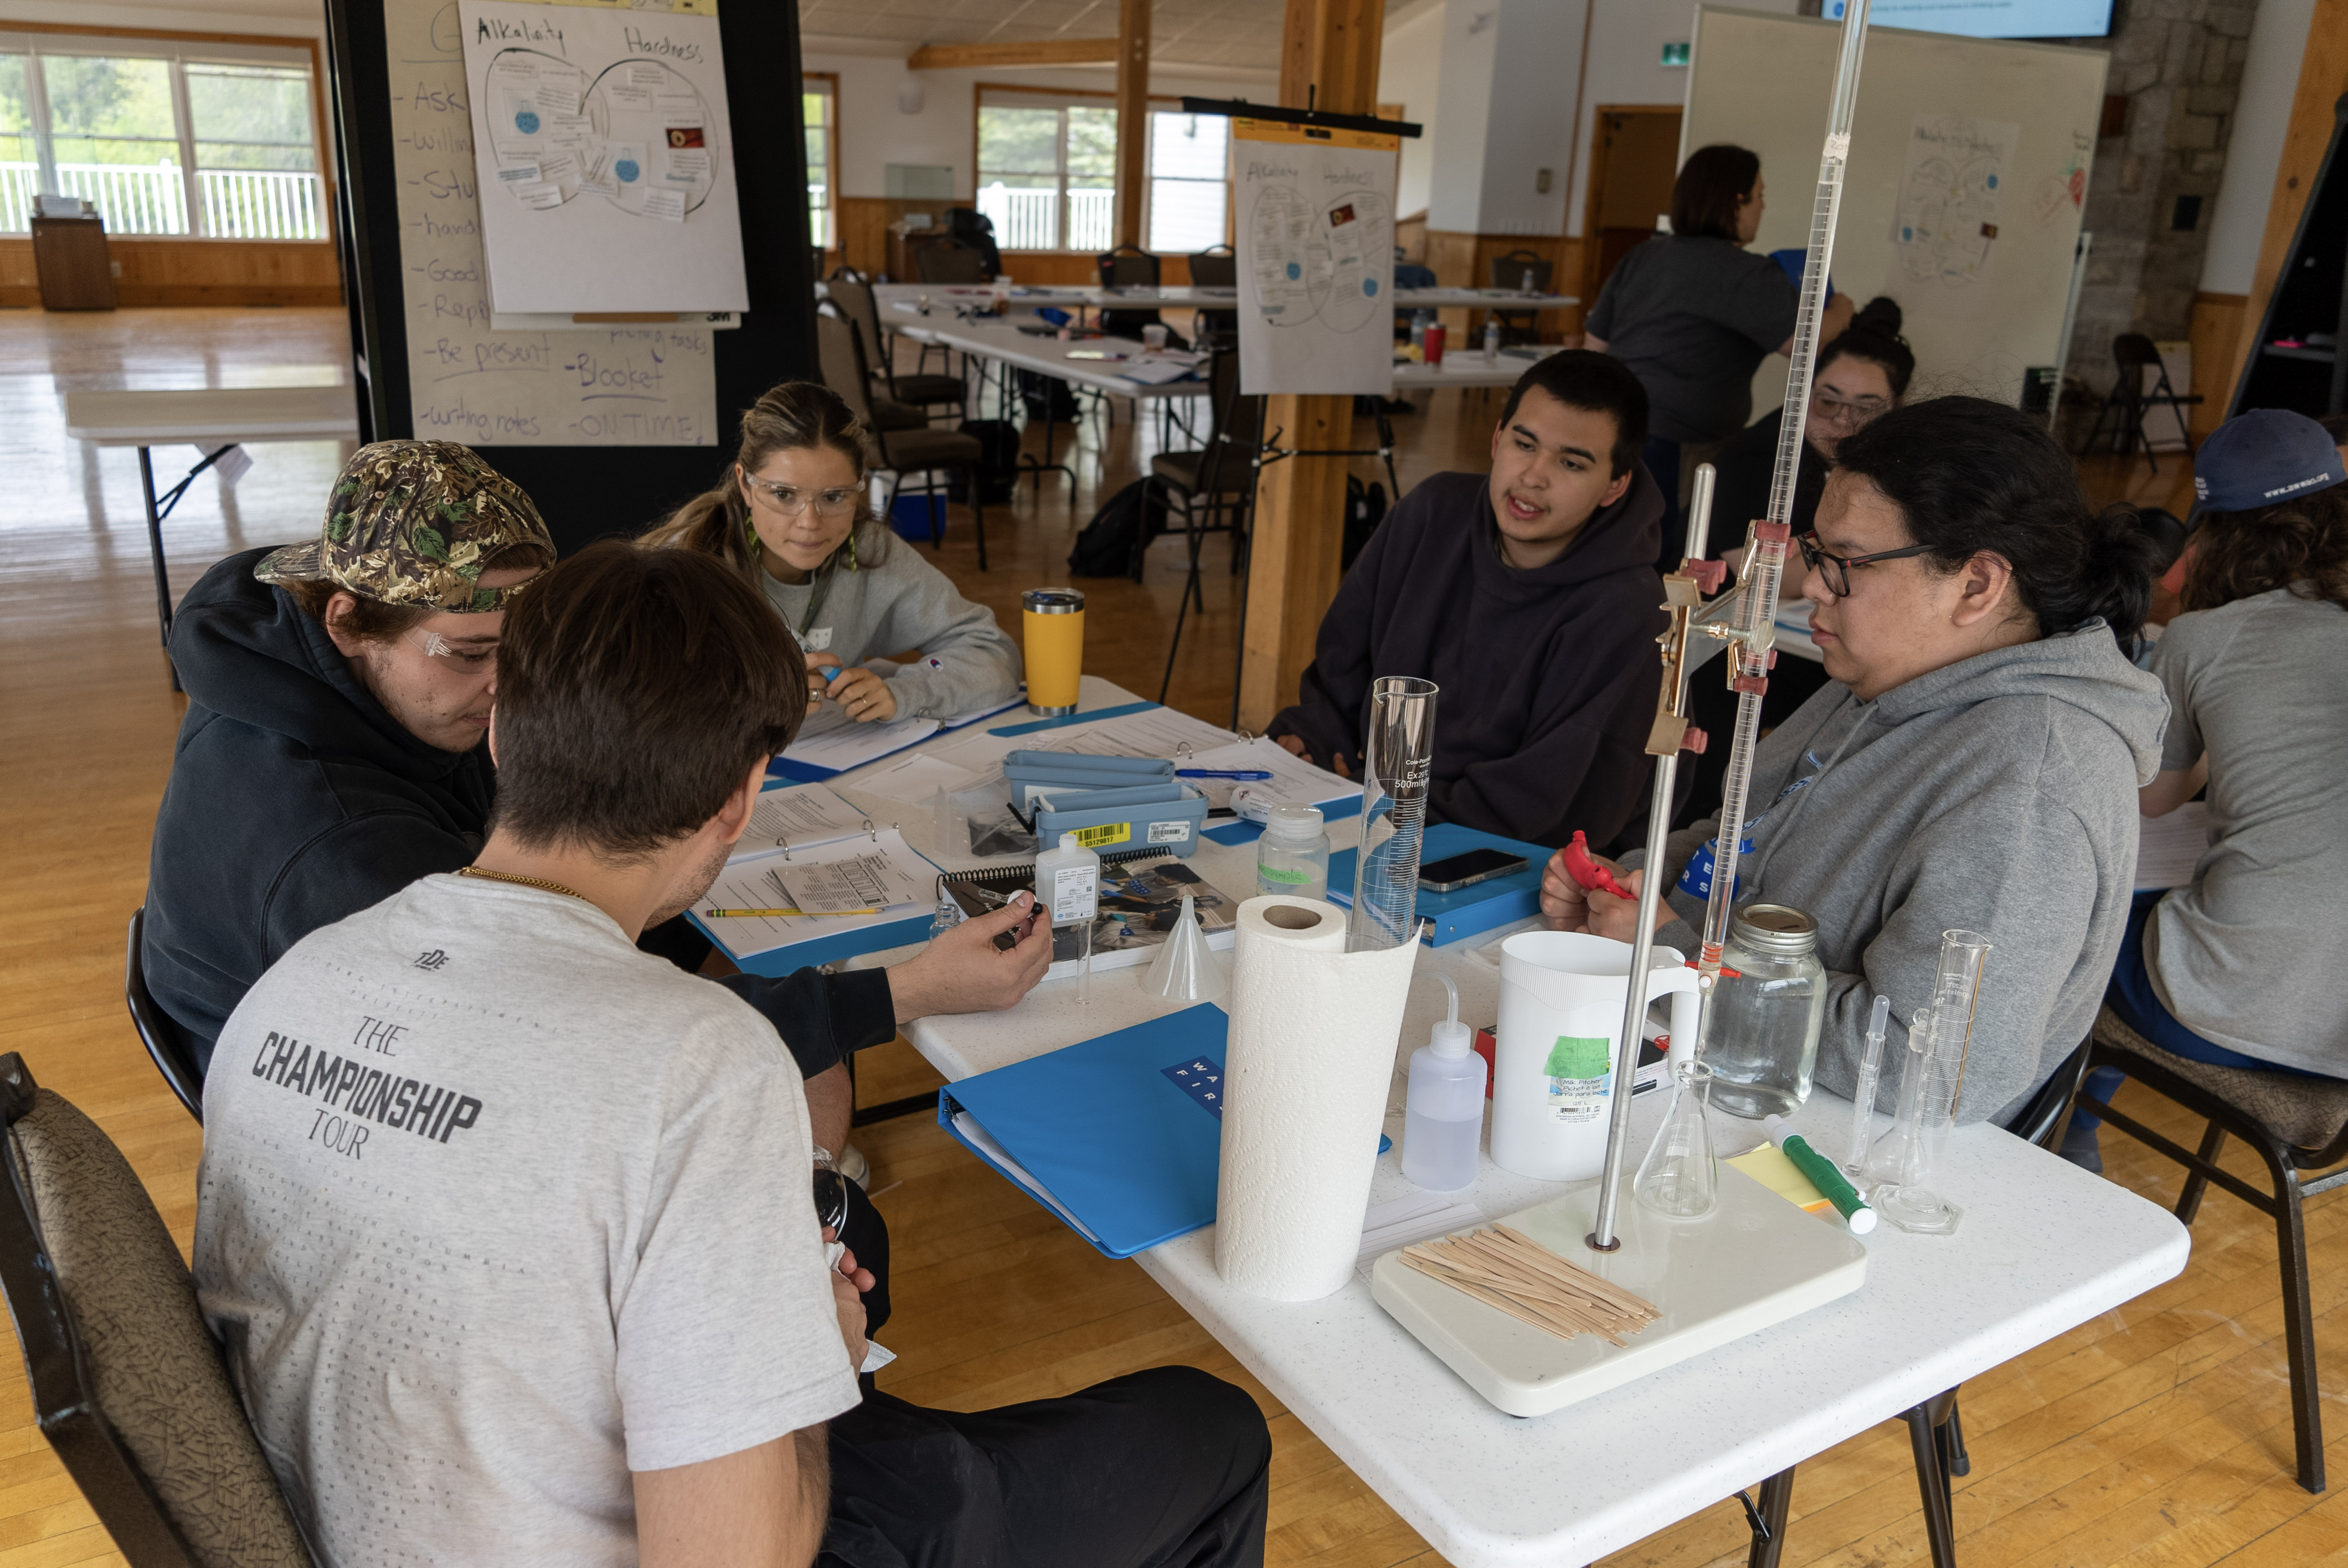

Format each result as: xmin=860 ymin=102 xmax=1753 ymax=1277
xmin=2064 ymin=408 xmax=2348 ymax=1170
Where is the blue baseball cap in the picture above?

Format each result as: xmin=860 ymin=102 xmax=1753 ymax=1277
xmin=2192 ymin=409 xmax=2346 ymax=514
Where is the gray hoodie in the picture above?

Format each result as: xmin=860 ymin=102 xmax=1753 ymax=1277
xmin=1628 ymin=623 xmax=2169 ymax=1125
xmin=760 ymin=533 xmax=1022 ymax=720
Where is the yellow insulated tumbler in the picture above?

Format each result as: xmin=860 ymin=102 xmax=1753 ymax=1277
xmin=1022 ymin=587 xmax=1085 ymax=715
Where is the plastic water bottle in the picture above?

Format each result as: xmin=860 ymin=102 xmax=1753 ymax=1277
xmin=1404 ymin=974 xmax=1485 ymax=1192
xmin=1483 ymin=318 xmax=1501 ymax=363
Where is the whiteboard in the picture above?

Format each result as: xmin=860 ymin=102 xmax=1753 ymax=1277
xmin=384 ymin=0 xmax=718 ymax=445
xmin=459 ymin=0 xmax=750 ymax=313
xmin=1683 ymin=7 xmax=2104 ymax=409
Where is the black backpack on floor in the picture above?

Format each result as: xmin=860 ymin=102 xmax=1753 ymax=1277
xmin=1016 ymin=370 xmax=1082 ymax=424
xmin=948 ymin=419 xmax=1021 ymax=506
xmin=1068 ymin=480 xmax=1167 ymax=579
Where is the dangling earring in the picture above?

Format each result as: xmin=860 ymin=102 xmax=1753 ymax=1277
xmin=848 ymin=527 xmax=859 ymax=573
xmin=744 ymin=507 xmax=760 ymax=558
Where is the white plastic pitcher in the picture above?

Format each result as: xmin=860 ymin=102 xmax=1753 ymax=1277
xmin=1490 ymin=932 xmax=1702 ymax=1182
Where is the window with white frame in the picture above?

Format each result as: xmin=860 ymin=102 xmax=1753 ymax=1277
xmin=976 ymin=87 xmax=1116 ymax=254
xmin=976 ymin=87 xmax=1232 ymax=256
xmin=1145 ymin=110 xmax=1228 ymax=254
xmin=0 ymin=33 xmax=325 ymax=239
xmin=802 ymin=73 xmax=836 ymax=251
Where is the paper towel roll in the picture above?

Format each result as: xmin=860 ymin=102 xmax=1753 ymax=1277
xmin=1214 ymin=895 xmax=1422 ymax=1300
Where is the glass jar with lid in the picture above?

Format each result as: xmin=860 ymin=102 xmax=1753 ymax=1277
xmin=1701 ymin=903 xmax=1829 ymax=1120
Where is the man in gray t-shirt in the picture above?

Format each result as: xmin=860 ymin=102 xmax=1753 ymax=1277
xmin=2143 ymin=585 xmax=2348 ymax=1069
xmin=198 ymin=539 xmax=1270 ymax=1567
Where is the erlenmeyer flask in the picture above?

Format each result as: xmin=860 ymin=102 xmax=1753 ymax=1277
xmin=1634 ymin=1060 xmax=1719 ymax=1219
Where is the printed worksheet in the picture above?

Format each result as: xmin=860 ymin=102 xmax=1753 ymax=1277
xmin=732 ymin=782 xmax=873 ymax=863
xmin=699 ymin=828 xmax=936 ymax=958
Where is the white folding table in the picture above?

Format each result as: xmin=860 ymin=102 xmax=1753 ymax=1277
xmin=831 ymin=679 xmax=2191 ymax=1568
xmin=63 ymin=385 xmax=360 ymax=686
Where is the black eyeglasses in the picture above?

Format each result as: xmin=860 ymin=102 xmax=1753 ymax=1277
xmin=1796 ymin=532 xmax=1936 ymax=597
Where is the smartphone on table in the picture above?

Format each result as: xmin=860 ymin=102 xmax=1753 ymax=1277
xmin=1417 ymin=847 xmax=1530 ymax=893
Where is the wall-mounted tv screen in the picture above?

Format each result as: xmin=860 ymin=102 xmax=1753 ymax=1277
xmin=1822 ymin=0 xmax=2116 ymax=39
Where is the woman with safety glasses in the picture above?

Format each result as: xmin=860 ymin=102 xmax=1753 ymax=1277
xmin=647 ymin=380 xmax=1019 ymax=724
xmin=1676 ymin=306 xmax=1916 ymax=820
xmin=1543 ymin=397 xmax=2167 ymax=1126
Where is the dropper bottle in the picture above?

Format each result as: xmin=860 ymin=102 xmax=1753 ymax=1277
xmin=1403 ymin=974 xmax=1486 ymax=1191
xmin=1034 ymin=831 xmax=1100 ymax=1003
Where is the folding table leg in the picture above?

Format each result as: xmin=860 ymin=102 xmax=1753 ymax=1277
xmin=1741 ymin=1467 xmax=1795 ymax=1568
xmin=1903 ymin=1401 xmax=1960 ymax=1568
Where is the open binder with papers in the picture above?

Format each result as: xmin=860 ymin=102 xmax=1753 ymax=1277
xmin=688 ymin=782 xmax=939 ymax=974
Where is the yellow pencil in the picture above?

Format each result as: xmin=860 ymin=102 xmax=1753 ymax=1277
xmin=704 ymin=906 xmax=881 ymax=918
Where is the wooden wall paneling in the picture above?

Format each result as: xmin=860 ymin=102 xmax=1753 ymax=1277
xmin=2187 ymin=290 xmax=2248 ymax=439
xmin=0 ymin=238 xmax=341 ymax=308
xmin=1238 ymin=0 xmax=1383 ymax=733
xmin=2229 ymin=0 xmax=2348 ymax=416
xmin=1394 ymin=211 xmax=1427 ymax=264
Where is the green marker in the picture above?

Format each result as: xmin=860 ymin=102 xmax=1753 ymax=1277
xmin=1764 ymin=1114 xmax=1878 ymax=1235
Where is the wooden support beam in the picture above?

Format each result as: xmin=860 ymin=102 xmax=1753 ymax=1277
xmin=1113 ymin=0 xmax=1150 ymax=251
xmin=1237 ymin=0 xmax=1384 ymax=734
xmin=2225 ymin=0 xmax=2348 ymax=417
xmin=907 ymin=39 xmax=1118 ymax=70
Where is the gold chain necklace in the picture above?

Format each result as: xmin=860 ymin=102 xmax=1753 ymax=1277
xmin=456 ymin=865 xmax=591 ymax=903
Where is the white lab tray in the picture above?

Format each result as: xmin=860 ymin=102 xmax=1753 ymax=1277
xmin=1370 ymin=1165 xmax=1868 ymax=1417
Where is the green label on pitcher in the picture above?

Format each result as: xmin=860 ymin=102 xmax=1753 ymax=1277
xmin=1545 ymin=1035 xmax=1611 ymax=1124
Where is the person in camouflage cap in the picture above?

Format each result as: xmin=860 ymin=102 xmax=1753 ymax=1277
xmin=255 ymin=439 xmax=555 ymax=611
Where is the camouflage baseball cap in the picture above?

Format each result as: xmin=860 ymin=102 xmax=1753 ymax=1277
xmin=255 ymin=440 xmax=555 ymax=612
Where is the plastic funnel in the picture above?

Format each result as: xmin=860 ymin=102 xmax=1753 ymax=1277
xmin=1142 ymin=893 xmax=1227 ymax=1003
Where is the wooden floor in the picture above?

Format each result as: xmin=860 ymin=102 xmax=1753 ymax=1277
xmin=4 ymin=306 xmax=2333 ymax=1568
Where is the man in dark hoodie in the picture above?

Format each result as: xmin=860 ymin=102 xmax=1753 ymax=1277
xmin=1268 ymin=350 xmax=1665 ymax=848
xmin=142 ymin=440 xmax=1048 ymax=1179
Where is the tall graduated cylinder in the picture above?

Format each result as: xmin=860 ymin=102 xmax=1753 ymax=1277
xmin=1021 ymin=587 xmax=1085 ymax=714
xmin=1489 ymin=931 xmax=1702 ymax=1181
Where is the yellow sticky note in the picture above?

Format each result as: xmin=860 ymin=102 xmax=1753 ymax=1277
xmin=1726 ymin=1144 xmax=1836 ymax=1215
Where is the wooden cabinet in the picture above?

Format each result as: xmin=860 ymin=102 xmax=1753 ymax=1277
xmin=32 ymin=216 xmax=116 ymax=311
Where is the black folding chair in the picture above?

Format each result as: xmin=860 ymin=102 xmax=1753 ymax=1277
xmin=124 ymin=909 xmax=202 ymax=1123
xmin=2076 ymin=333 xmax=2200 ymax=472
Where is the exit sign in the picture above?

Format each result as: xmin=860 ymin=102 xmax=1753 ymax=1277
xmin=1660 ymin=40 xmax=1690 ymax=66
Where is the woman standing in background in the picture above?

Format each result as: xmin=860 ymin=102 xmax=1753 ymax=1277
xmin=1583 ymin=143 xmax=1854 ymax=568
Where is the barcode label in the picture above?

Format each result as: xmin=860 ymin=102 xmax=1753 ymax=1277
xmin=1146 ymin=820 xmax=1188 ymax=844
xmin=1073 ymin=822 xmax=1131 ymax=848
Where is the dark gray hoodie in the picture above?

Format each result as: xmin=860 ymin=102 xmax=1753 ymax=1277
xmin=1629 ymin=622 xmax=2169 ymax=1125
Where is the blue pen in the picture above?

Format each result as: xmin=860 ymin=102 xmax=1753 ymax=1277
xmin=1175 ymin=768 xmax=1274 ymax=781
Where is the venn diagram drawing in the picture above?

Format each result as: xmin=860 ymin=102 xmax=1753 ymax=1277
xmin=481 ymin=49 xmax=717 ymax=223
xmin=1248 ymin=184 xmax=1392 ymax=334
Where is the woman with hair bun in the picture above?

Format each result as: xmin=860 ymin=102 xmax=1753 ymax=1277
xmin=645 ymin=380 xmax=1020 ymax=724
xmin=1541 ymin=396 xmax=2168 ymax=1125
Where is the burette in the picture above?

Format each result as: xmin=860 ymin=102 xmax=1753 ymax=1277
xmin=1586 ymin=0 xmax=1875 ymax=1254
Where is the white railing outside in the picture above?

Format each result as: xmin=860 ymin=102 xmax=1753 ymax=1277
xmin=2 ymin=162 xmax=325 ymax=239
xmin=0 ymin=164 xmax=37 ymax=233
xmin=199 ymin=168 xmax=323 ymax=240
xmin=1068 ymin=189 xmax=1113 ymax=254
xmin=980 ymin=183 xmax=1058 ymax=251
xmin=55 ymin=162 xmax=188 ymax=234
xmin=977 ymin=183 xmax=1119 ymax=253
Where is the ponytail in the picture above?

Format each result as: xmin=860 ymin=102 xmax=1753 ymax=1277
xmin=641 ymin=379 xmax=888 ymax=580
xmin=1831 ymin=396 xmax=2157 ymax=645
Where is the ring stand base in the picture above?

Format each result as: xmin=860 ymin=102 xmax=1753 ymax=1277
xmin=1372 ymin=1165 xmax=1867 ymax=1417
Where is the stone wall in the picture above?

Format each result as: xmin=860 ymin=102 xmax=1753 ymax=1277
xmin=2067 ymin=0 xmax=2259 ymax=399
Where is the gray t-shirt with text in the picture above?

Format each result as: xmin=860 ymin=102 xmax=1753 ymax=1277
xmin=195 ymin=874 xmax=859 ymax=1567
xmin=2147 ymin=587 xmax=2348 ymax=1069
